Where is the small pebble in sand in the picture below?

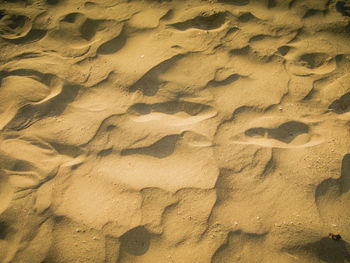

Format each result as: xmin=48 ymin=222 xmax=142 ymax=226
xmin=279 ymin=107 xmax=283 ymax=111
xmin=332 ymin=224 xmax=337 ymax=227
xmin=234 ymin=221 xmax=238 ymax=226
xmin=92 ymin=236 xmax=98 ymax=240
xmin=140 ymin=54 xmax=144 ymax=58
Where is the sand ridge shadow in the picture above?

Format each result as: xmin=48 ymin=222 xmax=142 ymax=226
xmin=208 ymin=73 xmax=241 ymax=87
xmin=128 ymin=54 xmax=185 ymax=96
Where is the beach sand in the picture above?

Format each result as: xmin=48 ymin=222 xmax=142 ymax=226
xmin=0 ymin=0 xmax=350 ymax=262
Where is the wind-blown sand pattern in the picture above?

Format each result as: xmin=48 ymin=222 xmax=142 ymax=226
xmin=0 ymin=0 xmax=350 ymax=262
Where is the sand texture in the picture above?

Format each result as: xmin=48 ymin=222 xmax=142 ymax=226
xmin=0 ymin=0 xmax=350 ymax=262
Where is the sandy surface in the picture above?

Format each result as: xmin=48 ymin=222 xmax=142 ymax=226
xmin=0 ymin=0 xmax=350 ymax=262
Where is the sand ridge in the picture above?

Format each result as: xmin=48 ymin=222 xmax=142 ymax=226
xmin=0 ymin=0 xmax=350 ymax=262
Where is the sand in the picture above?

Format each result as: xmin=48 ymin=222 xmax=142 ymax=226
xmin=0 ymin=0 xmax=350 ymax=262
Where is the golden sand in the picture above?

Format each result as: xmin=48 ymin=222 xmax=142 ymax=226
xmin=0 ymin=0 xmax=350 ymax=262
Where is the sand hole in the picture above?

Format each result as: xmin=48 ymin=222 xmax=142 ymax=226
xmin=299 ymin=53 xmax=330 ymax=69
xmin=230 ymin=46 xmax=250 ymax=56
xmin=278 ymin=46 xmax=291 ymax=56
xmin=0 ymin=14 xmax=32 ymax=40
xmin=106 ymin=124 xmax=117 ymax=131
xmin=336 ymin=1 xmax=350 ymax=16
xmin=0 ymin=221 xmax=10 ymax=240
xmin=120 ymin=226 xmax=151 ymax=256
xmin=80 ymin=19 xmax=97 ymax=40
xmin=62 ymin=13 xmax=79 ymax=23
xmin=238 ymin=12 xmax=256 ymax=22
xmin=329 ymin=92 xmax=350 ymax=114
xmin=303 ymin=9 xmax=321 ymax=19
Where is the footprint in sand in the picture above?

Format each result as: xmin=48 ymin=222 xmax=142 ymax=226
xmin=231 ymin=121 xmax=322 ymax=148
xmin=0 ymin=9 xmax=46 ymax=44
xmin=0 ymin=12 xmax=32 ymax=40
xmin=245 ymin=121 xmax=309 ymax=144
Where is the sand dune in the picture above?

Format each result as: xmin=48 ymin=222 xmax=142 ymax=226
xmin=0 ymin=0 xmax=350 ymax=262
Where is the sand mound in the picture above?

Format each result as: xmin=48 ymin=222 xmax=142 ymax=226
xmin=0 ymin=0 xmax=350 ymax=262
